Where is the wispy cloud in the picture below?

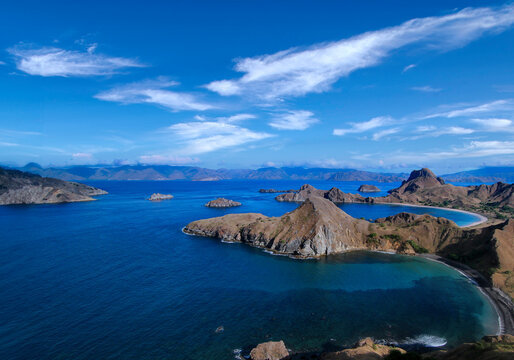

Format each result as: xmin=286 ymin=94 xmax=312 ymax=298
xmin=412 ymin=85 xmax=442 ymax=93
xmin=95 ymin=78 xmax=214 ymax=111
xmin=424 ymin=99 xmax=513 ymax=118
xmin=164 ymin=121 xmax=273 ymax=154
xmin=403 ymin=64 xmax=416 ymax=72
xmin=471 ymin=117 xmax=514 ymax=132
xmin=218 ymin=113 xmax=256 ymax=123
xmin=353 ymin=140 xmax=514 ymax=166
xmin=269 ymin=110 xmax=318 ymax=130
xmin=333 ymin=116 xmax=393 ymax=136
xmin=8 ymin=45 xmax=144 ymax=77
xmin=206 ymin=4 xmax=514 ymax=100
xmin=372 ymin=128 xmax=400 ymax=140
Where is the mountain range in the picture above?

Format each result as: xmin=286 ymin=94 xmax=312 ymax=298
xmin=7 ymin=163 xmax=514 ymax=183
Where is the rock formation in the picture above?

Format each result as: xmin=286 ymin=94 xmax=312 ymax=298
xmin=320 ymin=337 xmax=405 ymax=359
xmin=249 ymin=340 xmax=289 ymax=360
xmin=276 ymin=184 xmax=367 ymax=203
xmin=205 ymin=198 xmax=242 ymax=208
xmin=358 ymin=184 xmax=381 ymax=193
xmin=0 ymin=167 xmax=107 ymax=205
xmin=148 ymin=193 xmax=174 ymax=201
xmin=275 ymin=168 xmax=514 ymax=219
xmin=249 ymin=336 xmax=514 ymax=359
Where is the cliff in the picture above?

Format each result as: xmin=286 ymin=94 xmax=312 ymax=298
xmin=0 ymin=167 xmax=107 ymax=205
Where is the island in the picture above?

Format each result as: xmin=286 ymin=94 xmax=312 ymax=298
xmin=205 ymin=198 xmax=242 ymax=208
xmin=148 ymin=193 xmax=174 ymax=201
xmin=0 ymin=167 xmax=107 ymax=205
xmin=184 ymin=168 xmax=514 ymax=330
xmin=357 ymin=184 xmax=380 ymax=192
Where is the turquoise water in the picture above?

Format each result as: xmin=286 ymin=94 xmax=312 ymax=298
xmin=0 ymin=181 xmax=496 ymax=359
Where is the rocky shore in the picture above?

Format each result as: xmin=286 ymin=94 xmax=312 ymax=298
xmin=259 ymin=189 xmax=296 ymax=193
xmin=0 ymin=167 xmax=107 ymax=205
xmin=244 ymin=335 xmax=514 ymax=359
xmin=205 ymin=198 xmax=242 ymax=208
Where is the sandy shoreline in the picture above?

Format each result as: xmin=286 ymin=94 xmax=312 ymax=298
xmin=420 ymin=254 xmax=514 ymax=336
xmin=386 ymin=202 xmax=488 ymax=228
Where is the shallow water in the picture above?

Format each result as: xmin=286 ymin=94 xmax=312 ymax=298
xmin=0 ymin=180 xmax=496 ymax=359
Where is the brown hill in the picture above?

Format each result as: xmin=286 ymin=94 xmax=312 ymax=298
xmin=0 ymin=167 xmax=107 ymax=205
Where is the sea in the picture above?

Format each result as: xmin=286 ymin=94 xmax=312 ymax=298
xmin=0 ymin=180 xmax=499 ymax=359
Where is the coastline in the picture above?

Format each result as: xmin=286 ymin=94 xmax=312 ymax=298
xmin=385 ymin=202 xmax=488 ymax=228
xmin=420 ymin=254 xmax=514 ymax=336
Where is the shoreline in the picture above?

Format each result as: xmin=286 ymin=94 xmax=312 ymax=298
xmin=420 ymin=254 xmax=514 ymax=336
xmin=385 ymin=202 xmax=488 ymax=228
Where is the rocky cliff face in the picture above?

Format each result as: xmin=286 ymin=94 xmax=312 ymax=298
xmin=0 ymin=167 xmax=107 ymax=205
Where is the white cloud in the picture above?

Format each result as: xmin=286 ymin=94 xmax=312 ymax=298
xmin=219 ymin=113 xmax=256 ymax=123
xmin=95 ymin=78 xmax=213 ymax=111
xmin=412 ymin=85 xmax=442 ymax=93
xmin=333 ymin=116 xmax=393 ymax=136
xmin=416 ymin=125 xmax=436 ymax=132
xmin=72 ymin=152 xmax=93 ymax=160
xmin=353 ymin=140 xmax=514 ymax=166
xmin=269 ymin=110 xmax=318 ymax=130
xmin=438 ymin=126 xmax=475 ymax=135
xmin=206 ymin=4 xmax=514 ymax=100
xmin=425 ymin=99 xmax=513 ymax=118
xmin=139 ymin=154 xmax=199 ymax=165
xmin=471 ymin=118 xmax=513 ymax=131
xmin=372 ymin=128 xmax=400 ymax=140
xmin=403 ymin=64 xmax=416 ymax=72
xmin=9 ymin=46 xmax=144 ymax=77
xmin=165 ymin=121 xmax=273 ymax=154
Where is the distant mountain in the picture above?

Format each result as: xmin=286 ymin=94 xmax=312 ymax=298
xmin=14 ymin=164 xmax=409 ymax=182
xmin=443 ymin=166 xmax=514 ymax=183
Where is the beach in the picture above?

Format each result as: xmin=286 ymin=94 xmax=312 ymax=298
xmin=387 ymin=202 xmax=488 ymax=228
xmin=421 ymin=254 xmax=514 ymax=335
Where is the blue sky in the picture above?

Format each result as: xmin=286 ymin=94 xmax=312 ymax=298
xmin=1 ymin=0 xmax=514 ymax=173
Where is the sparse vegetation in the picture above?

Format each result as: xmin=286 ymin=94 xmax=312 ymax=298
xmin=406 ymin=240 xmax=429 ymax=254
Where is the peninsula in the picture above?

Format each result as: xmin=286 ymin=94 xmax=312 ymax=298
xmin=0 ymin=167 xmax=107 ymax=205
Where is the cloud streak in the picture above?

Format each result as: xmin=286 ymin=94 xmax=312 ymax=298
xmin=333 ymin=116 xmax=393 ymax=136
xmin=164 ymin=120 xmax=273 ymax=154
xmin=9 ymin=45 xmax=144 ymax=77
xmin=269 ymin=110 xmax=318 ymax=130
xmin=206 ymin=4 xmax=514 ymax=100
xmin=96 ymin=79 xmax=214 ymax=111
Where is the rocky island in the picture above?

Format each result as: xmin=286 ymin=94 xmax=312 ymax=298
xmin=0 ymin=167 xmax=107 ymax=205
xmin=185 ymin=170 xmax=514 ymax=327
xmin=275 ymin=168 xmax=514 ymax=220
xmin=205 ymin=198 xmax=242 ymax=208
xmin=148 ymin=193 xmax=174 ymax=201
xmin=259 ymin=189 xmax=296 ymax=193
xmin=357 ymin=184 xmax=381 ymax=192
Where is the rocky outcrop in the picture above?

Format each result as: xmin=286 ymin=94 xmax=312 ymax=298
xmin=0 ymin=167 xmax=107 ymax=205
xmin=148 ymin=193 xmax=173 ymax=201
xmin=250 ymin=340 xmax=289 ymax=360
xmin=276 ymin=184 xmax=367 ymax=203
xmin=205 ymin=198 xmax=242 ymax=208
xmin=255 ymin=336 xmax=514 ymax=359
xmin=321 ymin=337 xmax=405 ymax=359
xmin=358 ymin=184 xmax=380 ymax=193
xmin=425 ymin=334 xmax=514 ymax=360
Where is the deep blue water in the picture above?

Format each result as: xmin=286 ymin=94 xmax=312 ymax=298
xmin=0 ymin=181 xmax=497 ymax=360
